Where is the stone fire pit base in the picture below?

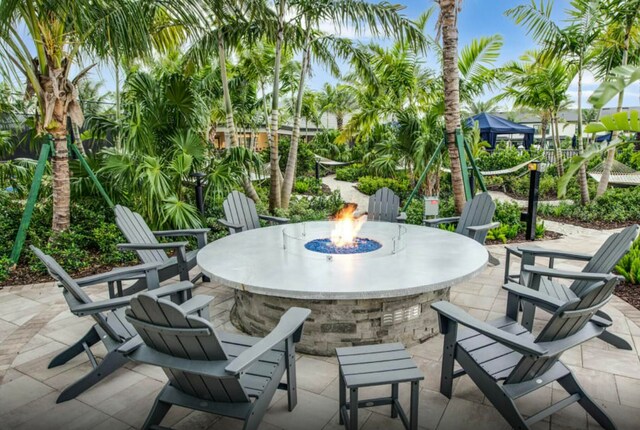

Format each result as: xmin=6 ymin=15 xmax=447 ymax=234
xmin=230 ymin=288 xmax=450 ymax=356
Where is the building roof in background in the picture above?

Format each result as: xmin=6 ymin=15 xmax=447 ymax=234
xmin=493 ymin=106 xmax=640 ymax=124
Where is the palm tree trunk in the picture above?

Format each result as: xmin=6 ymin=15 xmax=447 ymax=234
xmin=218 ymin=33 xmax=260 ymax=202
xmin=540 ymin=116 xmax=547 ymax=148
xmin=268 ymin=1 xmax=286 ymax=211
xmin=50 ymin=100 xmax=71 ymax=232
xmin=597 ymin=26 xmax=632 ymax=197
xmin=337 ymin=113 xmax=343 ymax=131
xmin=281 ymin=30 xmax=311 ymax=208
xmin=440 ymin=0 xmax=466 ymax=213
xmin=553 ymin=113 xmax=564 ymax=176
xmin=576 ymin=68 xmax=590 ymax=205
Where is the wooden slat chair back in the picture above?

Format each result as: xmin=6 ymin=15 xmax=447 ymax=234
xmin=115 ymin=205 xmax=168 ymax=264
xmin=505 ymin=276 xmax=617 ymax=385
xmin=31 ymin=246 xmax=120 ymax=340
xmin=223 ymin=190 xmax=261 ymax=232
xmin=126 ymin=295 xmax=250 ymax=403
xmin=367 ymin=187 xmax=401 ymax=222
xmin=572 ymin=224 xmax=639 ymax=295
xmin=456 ymin=192 xmax=496 ymax=242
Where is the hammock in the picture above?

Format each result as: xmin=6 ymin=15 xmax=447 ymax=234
xmin=314 ymin=154 xmax=353 ymax=167
xmin=440 ymin=159 xmax=537 ymax=177
xmin=588 ymin=160 xmax=640 ymax=186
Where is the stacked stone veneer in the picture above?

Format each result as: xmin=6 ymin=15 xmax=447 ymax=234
xmin=231 ymin=287 xmax=450 ymax=356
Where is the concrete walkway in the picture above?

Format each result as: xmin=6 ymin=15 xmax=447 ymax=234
xmin=322 ymin=174 xmax=369 ymax=211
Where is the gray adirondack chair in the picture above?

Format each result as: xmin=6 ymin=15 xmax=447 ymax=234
xmin=424 ymin=192 xmax=500 ymax=264
xmin=29 ymin=245 xmax=198 ymax=403
xmin=122 ymin=291 xmax=311 ymax=430
xmin=367 ymin=187 xmax=407 ymax=223
xmin=114 ymin=205 xmax=210 ymax=290
xmin=218 ymin=190 xmax=289 ymax=234
xmin=513 ymin=224 xmax=639 ymax=350
xmin=432 ymin=274 xmax=620 ymax=429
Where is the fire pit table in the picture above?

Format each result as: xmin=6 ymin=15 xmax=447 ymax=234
xmin=197 ymin=221 xmax=488 ymax=355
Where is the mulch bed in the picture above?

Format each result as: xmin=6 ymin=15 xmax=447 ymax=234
xmin=0 ymin=261 xmax=131 ymax=289
xmin=485 ymin=230 xmax=563 ymax=246
xmin=540 ymin=215 xmax=637 ymax=230
xmin=615 ymin=281 xmax=640 ymax=311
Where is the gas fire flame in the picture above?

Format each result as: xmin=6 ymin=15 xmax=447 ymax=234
xmin=330 ymin=203 xmax=366 ymax=247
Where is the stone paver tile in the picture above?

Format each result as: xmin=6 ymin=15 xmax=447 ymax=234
xmin=125 ymin=362 xmax=168 ymax=382
xmin=450 ymin=292 xmax=494 ymax=311
xmin=512 ymin=386 xmax=553 ymax=421
xmin=0 ymin=373 xmax=54 ymax=415
xmin=549 ymin=389 xmax=587 ymax=430
xmin=413 ymin=357 xmax=443 ymax=393
xmin=12 ymin=337 xmax=65 ymax=367
xmin=361 ymin=411 xmax=408 ymax=429
xmin=567 ymin=365 xmax=619 ymax=404
xmin=212 ymin=416 xmax=282 ymax=429
xmin=0 ymin=391 xmax=61 ymax=427
xmin=91 ymin=376 xmax=165 ymax=415
xmin=293 ymin=356 xmax=338 ymax=394
xmin=76 ymin=367 xmax=146 ymax=406
xmin=321 ymin=410 xmax=372 ymax=429
xmin=614 ymin=375 xmax=640 ymax=408
xmin=582 ymin=346 xmax=640 ymax=379
xmin=0 ymin=319 xmax=18 ymax=344
xmin=437 ymin=397 xmax=510 ymax=430
xmin=172 ymin=410 xmax=221 ymax=429
xmin=560 ymin=347 xmax=582 ymax=367
xmin=13 ymin=347 xmax=89 ymax=382
xmin=263 ymin=389 xmax=338 ymax=430
xmin=114 ymin=393 xmax=191 ymax=428
xmin=586 ymin=399 xmax=640 ymax=430
xmin=90 ymin=416 xmax=133 ymax=430
xmin=13 ymin=398 xmax=107 ymax=430
xmin=408 ymin=336 xmax=443 ymax=362
xmin=452 ymin=375 xmax=484 ymax=404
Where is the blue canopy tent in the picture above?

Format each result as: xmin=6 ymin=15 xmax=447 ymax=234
xmin=466 ymin=112 xmax=535 ymax=150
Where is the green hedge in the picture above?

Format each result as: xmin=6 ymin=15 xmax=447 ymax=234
xmin=539 ymin=187 xmax=640 ymax=223
xmin=356 ymin=176 xmax=411 ymax=198
xmin=335 ymin=163 xmax=367 ymax=182
xmin=616 ymin=237 xmax=640 ymax=284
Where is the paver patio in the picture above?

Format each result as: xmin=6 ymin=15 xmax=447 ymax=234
xmin=1 ymin=228 xmax=639 ymax=429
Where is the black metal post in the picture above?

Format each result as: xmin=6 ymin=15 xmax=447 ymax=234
xmin=192 ymin=172 xmax=206 ymax=215
xmin=468 ymin=167 xmax=476 ymax=196
xmin=521 ymin=162 xmax=541 ymax=241
xmin=315 ymin=161 xmax=320 ymax=180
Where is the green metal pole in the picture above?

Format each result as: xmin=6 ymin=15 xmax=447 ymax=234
xmin=464 ymin=138 xmax=487 ymax=193
xmin=68 ymin=143 xmax=114 ymax=208
xmin=455 ymin=128 xmax=472 ymax=201
xmin=10 ymin=138 xmax=51 ymax=264
xmin=402 ymin=139 xmax=446 ymax=212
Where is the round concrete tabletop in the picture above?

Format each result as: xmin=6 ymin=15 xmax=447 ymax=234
xmin=197 ymin=221 xmax=488 ymax=299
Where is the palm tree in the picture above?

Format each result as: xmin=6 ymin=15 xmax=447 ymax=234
xmin=592 ymin=0 xmax=640 ymax=196
xmin=464 ymin=98 xmax=501 ymax=116
xmin=506 ymin=0 xmax=604 ymax=205
xmin=0 ymin=0 xmax=161 ymax=232
xmin=437 ymin=0 xmax=466 ymax=213
xmin=319 ymin=83 xmax=358 ymax=131
xmin=278 ymin=0 xmax=426 ymax=209
xmin=502 ymin=51 xmax=575 ymax=176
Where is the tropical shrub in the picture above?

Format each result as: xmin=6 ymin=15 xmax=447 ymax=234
xmin=294 ymin=177 xmax=323 ymax=195
xmin=539 ymin=187 xmax=640 ymax=223
xmin=0 ymin=256 xmax=11 ymax=282
xmin=476 ymin=144 xmax=542 ymax=171
xmin=335 ymin=163 xmax=368 ymax=182
xmin=356 ymin=176 xmax=411 ymax=198
xmin=92 ymin=223 xmax=137 ymax=265
xmin=616 ymin=238 xmax=640 ymax=285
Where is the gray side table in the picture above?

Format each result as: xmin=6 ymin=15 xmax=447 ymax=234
xmin=336 ymin=343 xmax=424 ymax=430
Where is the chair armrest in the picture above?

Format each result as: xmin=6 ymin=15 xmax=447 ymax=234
xmin=258 ymin=214 xmax=290 ymax=224
xmin=424 ymin=216 xmax=460 ymax=227
xmin=117 ymin=242 xmax=188 ymax=251
xmin=118 ymin=335 xmax=144 ymax=354
xmin=225 ymin=307 xmax=311 ymax=375
xmin=539 ymin=321 xmax=605 ymax=356
xmin=522 ymin=265 xmax=612 ymax=282
xmin=502 ymin=282 xmax=565 ymax=309
xmin=180 ymin=295 xmax=215 ymax=317
xmin=153 ymin=229 xmax=210 ymax=248
xmin=217 ymin=218 xmax=244 ymax=234
xmin=69 ymin=295 xmax=133 ymax=316
xmin=466 ymin=222 xmax=500 ymax=233
xmin=431 ymin=301 xmax=546 ymax=357
xmin=74 ymin=262 xmax=163 ymax=287
xmin=518 ymin=246 xmax=593 ymax=261
xmin=396 ymin=212 xmax=407 ymax=223
xmin=146 ymin=281 xmax=195 ymax=299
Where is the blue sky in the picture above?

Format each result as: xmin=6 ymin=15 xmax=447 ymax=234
xmin=306 ymin=0 xmax=639 ymax=109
